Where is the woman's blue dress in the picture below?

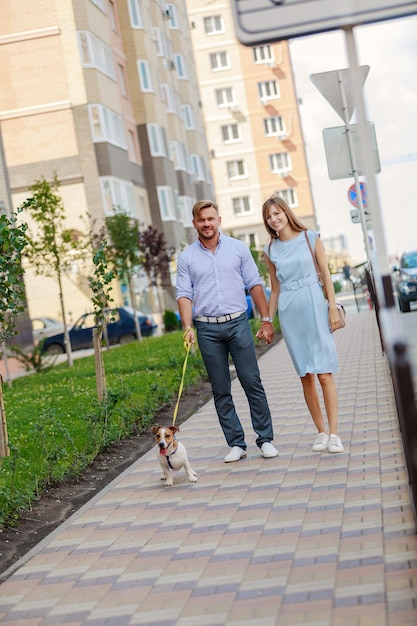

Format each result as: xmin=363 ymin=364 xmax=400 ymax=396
xmin=265 ymin=230 xmax=338 ymax=377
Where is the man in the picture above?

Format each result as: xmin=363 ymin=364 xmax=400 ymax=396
xmin=176 ymin=200 xmax=278 ymax=462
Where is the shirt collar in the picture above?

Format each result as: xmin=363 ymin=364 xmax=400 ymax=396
xmin=198 ymin=231 xmax=222 ymax=251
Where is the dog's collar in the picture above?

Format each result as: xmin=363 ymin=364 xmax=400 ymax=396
xmin=166 ymin=447 xmax=177 ymax=469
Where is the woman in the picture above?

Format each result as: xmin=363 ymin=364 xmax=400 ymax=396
xmin=259 ymin=195 xmax=344 ymax=453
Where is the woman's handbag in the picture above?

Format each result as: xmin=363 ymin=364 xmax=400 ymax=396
xmin=304 ymin=231 xmax=346 ymax=331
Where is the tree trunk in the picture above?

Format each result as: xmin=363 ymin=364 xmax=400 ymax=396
xmin=1 ymin=343 xmax=12 ymax=389
xmin=0 ymin=374 xmax=10 ymax=457
xmin=57 ymin=271 xmax=73 ymax=367
xmin=93 ymin=329 xmax=106 ymax=402
xmin=128 ymin=277 xmax=142 ymax=342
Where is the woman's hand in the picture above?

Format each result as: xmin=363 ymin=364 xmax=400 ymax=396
xmin=256 ymin=321 xmax=274 ymax=345
xmin=328 ymin=306 xmax=340 ymax=333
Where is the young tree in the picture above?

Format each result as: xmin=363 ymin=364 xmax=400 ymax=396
xmin=0 ymin=212 xmax=28 ymax=456
xmin=19 ymin=174 xmax=85 ymax=367
xmin=138 ymin=226 xmax=175 ymax=318
xmin=105 ymin=208 xmax=143 ymax=342
xmin=88 ymin=240 xmax=114 ymax=401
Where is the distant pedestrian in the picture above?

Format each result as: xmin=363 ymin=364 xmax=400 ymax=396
xmin=258 ymin=195 xmax=344 ymax=454
xmin=343 ymin=261 xmax=352 ymax=290
xmin=176 ymin=200 xmax=278 ymax=463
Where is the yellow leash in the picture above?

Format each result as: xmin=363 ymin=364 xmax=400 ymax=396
xmin=172 ymin=332 xmax=192 ymax=427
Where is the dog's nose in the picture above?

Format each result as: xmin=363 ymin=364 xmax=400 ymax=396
xmin=158 ymin=442 xmax=165 ymax=449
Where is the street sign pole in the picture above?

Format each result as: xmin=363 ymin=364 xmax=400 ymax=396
xmin=343 ymin=27 xmax=395 ymax=310
xmin=336 ymin=69 xmax=372 ymax=262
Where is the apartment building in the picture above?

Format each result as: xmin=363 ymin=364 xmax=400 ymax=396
xmin=0 ymin=0 xmax=214 ymax=324
xmin=185 ymin=0 xmax=317 ymax=250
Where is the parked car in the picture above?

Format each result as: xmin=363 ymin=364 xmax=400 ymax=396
xmin=41 ymin=307 xmax=157 ymax=354
xmin=393 ymin=250 xmax=417 ymax=313
xmin=31 ymin=317 xmax=65 ymax=345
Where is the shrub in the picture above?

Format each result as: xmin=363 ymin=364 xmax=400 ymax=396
xmin=163 ymin=309 xmax=181 ymax=332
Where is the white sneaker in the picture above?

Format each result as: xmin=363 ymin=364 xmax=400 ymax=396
xmin=261 ymin=442 xmax=278 ymax=458
xmin=328 ymin=434 xmax=344 ymax=454
xmin=224 ymin=446 xmax=247 ymax=463
xmin=312 ymin=432 xmax=329 ymax=452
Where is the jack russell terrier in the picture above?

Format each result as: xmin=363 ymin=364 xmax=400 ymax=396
xmin=152 ymin=425 xmax=198 ymax=486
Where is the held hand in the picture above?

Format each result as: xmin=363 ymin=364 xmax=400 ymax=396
xmin=328 ymin=308 xmax=340 ymax=333
xmin=256 ymin=321 xmax=274 ymax=345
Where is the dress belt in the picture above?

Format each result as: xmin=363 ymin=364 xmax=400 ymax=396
xmin=194 ymin=311 xmax=245 ymax=323
xmin=280 ymin=275 xmax=319 ymax=291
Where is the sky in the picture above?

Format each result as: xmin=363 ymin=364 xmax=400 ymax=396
xmin=289 ymin=13 xmax=417 ymax=265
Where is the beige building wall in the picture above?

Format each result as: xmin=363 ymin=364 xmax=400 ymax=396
xmin=185 ymin=0 xmax=317 ymax=252
xmin=0 ymin=0 xmax=214 ymax=327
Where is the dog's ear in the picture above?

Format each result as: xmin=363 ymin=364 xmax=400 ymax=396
xmin=151 ymin=425 xmax=160 ymax=435
xmin=168 ymin=425 xmax=178 ymax=434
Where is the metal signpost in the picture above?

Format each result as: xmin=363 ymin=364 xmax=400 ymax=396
xmin=310 ymin=65 xmax=375 ymax=263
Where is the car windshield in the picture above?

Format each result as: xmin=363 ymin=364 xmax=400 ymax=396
xmin=402 ymin=253 xmax=417 ymax=269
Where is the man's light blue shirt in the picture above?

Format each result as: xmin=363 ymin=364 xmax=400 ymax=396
xmin=176 ymin=233 xmax=263 ymax=317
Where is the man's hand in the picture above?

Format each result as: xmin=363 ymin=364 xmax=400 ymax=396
xmin=256 ymin=321 xmax=274 ymax=345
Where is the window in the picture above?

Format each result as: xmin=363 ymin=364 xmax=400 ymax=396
xmin=88 ymin=105 xmax=126 ymax=149
xmin=258 ymin=80 xmax=280 ymax=103
xmin=171 ymin=141 xmax=189 ymax=172
xmin=191 ymin=154 xmax=205 ymax=181
xmin=253 ymin=45 xmax=273 ymax=63
xmin=108 ymin=0 xmax=117 ymax=31
xmin=128 ymin=0 xmax=144 ymax=28
xmin=179 ymin=196 xmax=194 ymax=227
xmin=221 ymin=123 xmax=240 ymax=143
xmin=78 ymin=31 xmax=116 ymax=79
xmin=157 ymin=186 xmax=176 ymax=220
xmin=270 ymin=152 xmax=291 ymax=175
xmin=209 ymin=51 xmax=230 ymax=71
xmin=264 ymin=116 xmax=286 ymax=137
xmin=137 ymin=60 xmax=153 ymax=92
xmin=117 ymin=64 xmax=127 ymax=97
xmin=182 ymin=104 xmax=195 ymax=130
xmin=166 ymin=4 xmax=179 ymax=28
xmin=100 ymin=177 xmax=137 ymax=216
xmin=174 ymin=54 xmax=186 ymax=79
xmin=147 ymin=124 xmax=169 ymax=157
xmin=227 ymin=160 xmax=246 ymax=179
xmin=151 ymin=27 xmax=164 ymax=56
xmin=127 ymin=130 xmax=138 ymax=163
xmin=161 ymin=84 xmax=175 ymax=113
xmin=276 ymin=188 xmax=298 ymax=208
xmin=204 ymin=15 xmax=224 ymax=35
xmin=215 ymin=87 xmax=235 ymax=107
xmin=233 ymin=197 xmax=251 ymax=215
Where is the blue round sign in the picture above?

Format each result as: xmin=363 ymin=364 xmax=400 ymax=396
xmin=348 ymin=182 xmax=367 ymax=208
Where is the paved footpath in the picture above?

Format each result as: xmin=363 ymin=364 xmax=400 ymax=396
xmin=0 ymin=309 xmax=416 ymax=626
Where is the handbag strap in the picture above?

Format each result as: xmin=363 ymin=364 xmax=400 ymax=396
xmin=304 ymin=231 xmax=327 ymax=298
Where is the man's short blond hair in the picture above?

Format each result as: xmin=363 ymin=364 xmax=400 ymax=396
xmin=192 ymin=200 xmax=218 ymax=219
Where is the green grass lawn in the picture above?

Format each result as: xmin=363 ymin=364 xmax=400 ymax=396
xmin=0 ymin=331 xmax=207 ymax=528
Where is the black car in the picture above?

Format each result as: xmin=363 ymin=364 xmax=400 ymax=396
xmin=41 ymin=307 xmax=157 ymax=354
xmin=393 ymin=250 xmax=417 ymax=313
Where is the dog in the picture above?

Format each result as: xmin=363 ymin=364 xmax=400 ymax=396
xmin=152 ymin=425 xmax=198 ymax=486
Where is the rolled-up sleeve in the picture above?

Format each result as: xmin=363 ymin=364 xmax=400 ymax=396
xmin=241 ymin=245 xmax=262 ymax=292
xmin=176 ymin=253 xmax=193 ymax=302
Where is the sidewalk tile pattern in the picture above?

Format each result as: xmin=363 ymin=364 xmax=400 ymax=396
xmin=0 ymin=310 xmax=416 ymax=625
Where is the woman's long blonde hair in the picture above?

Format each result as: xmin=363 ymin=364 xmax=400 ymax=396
xmin=262 ymin=195 xmax=307 ymax=241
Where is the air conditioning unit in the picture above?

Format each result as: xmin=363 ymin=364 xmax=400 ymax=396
xmin=278 ymin=170 xmax=291 ymax=178
xmin=260 ymin=97 xmax=268 ymax=105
